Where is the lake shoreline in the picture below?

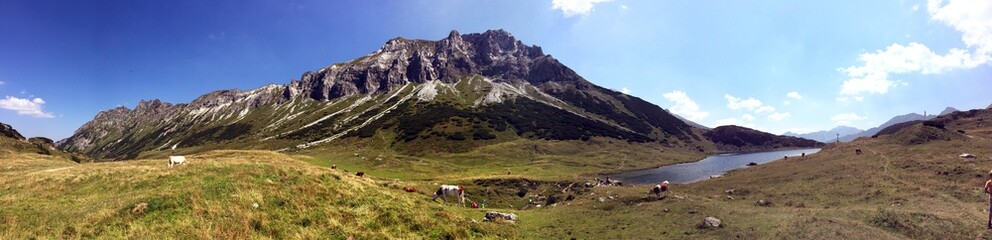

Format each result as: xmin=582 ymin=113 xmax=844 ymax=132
xmin=607 ymin=148 xmax=822 ymax=185
xmin=589 ymin=146 xmax=823 ymax=179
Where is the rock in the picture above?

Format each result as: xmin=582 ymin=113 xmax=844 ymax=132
xmin=726 ymin=195 xmax=734 ymax=200
xmin=757 ymin=199 xmax=772 ymax=207
xmin=0 ymin=122 xmax=25 ymax=140
xmin=597 ymin=197 xmax=606 ymax=203
xmin=724 ymin=189 xmax=736 ymax=195
xmin=403 ymin=186 xmax=416 ymax=192
xmin=746 ymin=162 xmax=758 ymax=166
xmin=484 ymin=211 xmax=518 ymax=223
xmin=698 ymin=216 xmax=722 ymax=229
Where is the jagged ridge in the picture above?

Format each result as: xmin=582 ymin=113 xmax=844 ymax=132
xmin=60 ymin=29 xmax=706 ymax=160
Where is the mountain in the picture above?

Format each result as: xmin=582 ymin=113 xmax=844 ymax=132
xmin=838 ymin=112 xmax=935 ymax=142
xmin=783 ymin=126 xmax=863 ymax=143
xmin=672 ymin=112 xmax=710 ymax=130
xmin=872 ymin=107 xmax=992 ymax=145
xmin=938 ymin=107 xmax=959 ymax=116
xmin=60 ymin=30 xmax=717 ymax=160
xmin=703 ymin=125 xmax=824 ymax=152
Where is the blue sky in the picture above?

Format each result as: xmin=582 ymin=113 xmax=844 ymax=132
xmin=1 ymin=0 xmax=989 ymax=139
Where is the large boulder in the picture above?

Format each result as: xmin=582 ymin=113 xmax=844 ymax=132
xmin=484 ymin=211 xmax=518 ymax=223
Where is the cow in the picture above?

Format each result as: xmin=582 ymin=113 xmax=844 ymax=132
xmin=432 ymin=185 xmax=465 ymax=204
xmin=855 ymin=148 xmax=863 ymax=155
xmin=649 ymin=181 xmax=670 ymax=199
xmin=168 ymin=156 xmax=186 ymax=168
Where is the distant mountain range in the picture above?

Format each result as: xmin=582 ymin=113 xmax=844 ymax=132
xmin=783 ymin=126 xmax=863 ymax=143
xmin=939 ymin=107 xmax=959 ymax=116
xmin=792 ymin=107 xmax=969 ymax=143
xmin=839 ymin=112 xmax=939 ymax=142
xmin=58 ymin=30 xmax=814 ymax=160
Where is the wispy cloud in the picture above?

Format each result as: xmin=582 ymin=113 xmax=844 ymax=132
xmin=621 ymin=87 xmax=631 ymax=94
xmin=551 ymin=0 xmax=613 ymax=17
xmin=663 ymin=90 xmax=708 ymax=121
xmin=0 ymin=96 xmax=54 ymax=118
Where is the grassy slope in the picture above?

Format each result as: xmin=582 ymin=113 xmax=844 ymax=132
xmin=0 ymin=150 xmax=514 ymax=239
xmin=518 ymin=130 xmax=992 ymax=239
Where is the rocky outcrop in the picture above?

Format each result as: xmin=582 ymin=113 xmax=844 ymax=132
xmin=286 ymin=30 xmax=547 ymax=100
xmin=1 ymin=122 xmax=26 ymax=140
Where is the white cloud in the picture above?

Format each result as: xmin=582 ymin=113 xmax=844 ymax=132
xmin=620 ymin=4 xmax=628 ymax=10
xmin=0 ymin=81 xmax=5 ymax=86
xmin=839 ymin=42 xmax=981 ymax=95
xmin=621 ymin=87 xmax=631 ymax=94
xmin=912 ymin=4 xmax=920 ymax=12
xmin=754 ymin=106 xmax=775 ymax=114
xmin=783 ymin=100 xmax=791 ymax=105
xmin=838 ymin=0 xmax=992 ymax=96
xmin=929 ymin=0 xmax=992 ymax=59
xmin=724 ymin=94 xmax=763 ymax=111
xmin=831 ymin=113 xmax=865 ymax=126
xmin=0 ymin=96 xmax=54 ymax=118
xmin=786 ymin=91 xmax=803 ymax=100
xmin=662 ymin=90 xmax=709 ymax=121
xmin=768 ymin=112 xmax=791 ymax=121
xmin=551 ymin=0 xmax=613 ymax=17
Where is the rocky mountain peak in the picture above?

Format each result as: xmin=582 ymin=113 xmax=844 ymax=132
xmin=135 ymin=99 xmax=174 ymax=113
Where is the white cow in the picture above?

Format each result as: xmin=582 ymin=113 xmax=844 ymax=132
xmin=169 ymin=155 xmax=187 ymax=167
xmin=432 ymin=185 xmax=465 ymax=204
